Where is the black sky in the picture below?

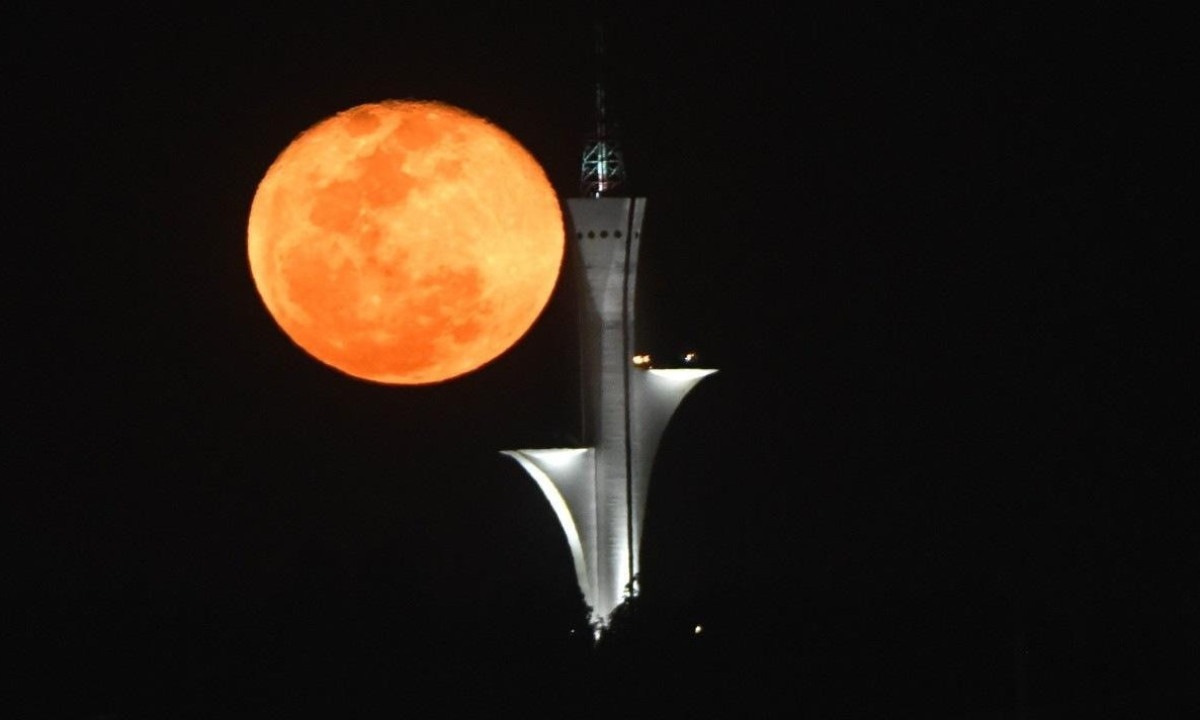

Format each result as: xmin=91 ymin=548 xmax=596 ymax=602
xmin=7 ymin=3 xmax=1197 ymax=717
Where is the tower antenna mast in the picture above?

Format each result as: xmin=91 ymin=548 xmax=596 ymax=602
xmin=580 ymin=16 xmax=626 ymax=197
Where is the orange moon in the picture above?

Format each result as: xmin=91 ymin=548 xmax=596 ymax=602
xmin=247 ymin=100 xmax=564 ymax=384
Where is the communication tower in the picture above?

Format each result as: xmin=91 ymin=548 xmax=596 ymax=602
xmin=503 ymin=19 xmax=716 ymax=631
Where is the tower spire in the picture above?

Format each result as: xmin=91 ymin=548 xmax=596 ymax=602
xmin=580 ymin=18 xmax=626 ymax=197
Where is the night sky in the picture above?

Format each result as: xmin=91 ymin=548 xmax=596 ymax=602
xmin=8 ymin=3 xmax=1196 ymax=717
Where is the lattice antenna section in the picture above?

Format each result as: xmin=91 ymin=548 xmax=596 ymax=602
xmin=580 ymin=20 xmax=626 ymax=197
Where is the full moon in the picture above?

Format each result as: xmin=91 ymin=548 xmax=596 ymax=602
xmin=247 ymin=100 xmax=564 ymax=384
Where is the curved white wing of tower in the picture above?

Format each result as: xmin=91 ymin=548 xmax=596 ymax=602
xmin=500 ymin=448 xmax=596 ymax=612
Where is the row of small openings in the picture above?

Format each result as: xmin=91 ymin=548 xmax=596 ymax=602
xmin=575 ymin=230 xmax=631 ymax=239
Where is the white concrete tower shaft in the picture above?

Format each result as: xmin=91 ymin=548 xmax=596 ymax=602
xmin=503 ymin=197 xmax=715 ymax=627
xmin=572 ymin=197 xmax=644 ymax=615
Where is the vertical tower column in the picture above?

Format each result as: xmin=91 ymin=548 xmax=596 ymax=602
xmin=570 ymin=197 xmax=645 ymax=615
